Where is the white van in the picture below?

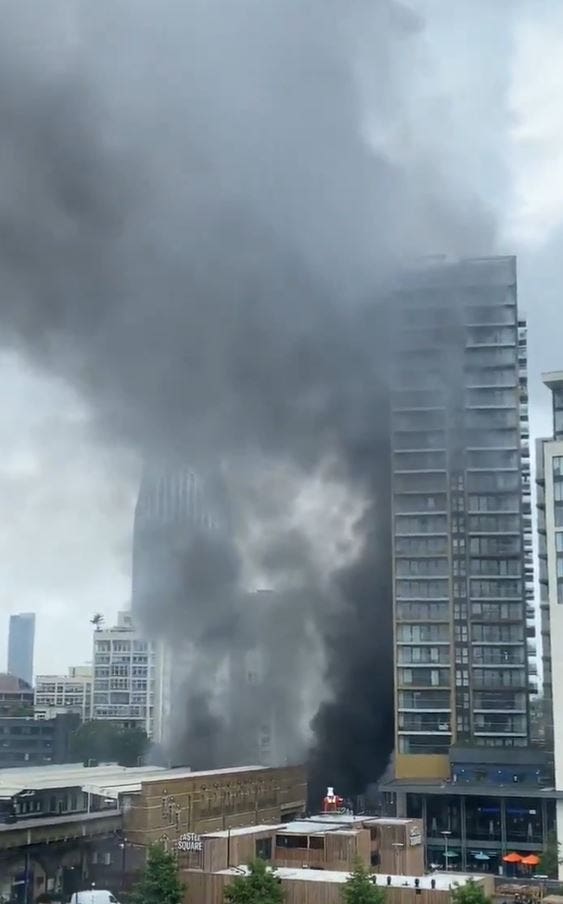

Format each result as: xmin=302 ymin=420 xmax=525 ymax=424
xmin=70 ymin=891 xmax=120 ymax=904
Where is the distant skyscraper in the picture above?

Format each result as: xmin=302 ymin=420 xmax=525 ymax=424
xmin=7 ymin=613 xmax=35 ymax=687
xmin=131 ymin=463 xmax=220 ymax=746
xmin=131 ymin=464 xmax=218 ymax=617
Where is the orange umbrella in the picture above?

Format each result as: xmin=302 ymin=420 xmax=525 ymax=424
xmin=503 ymin=853 xmax=522 ymax=863
xmin=521 ymin=854 xmax=540 ymax=867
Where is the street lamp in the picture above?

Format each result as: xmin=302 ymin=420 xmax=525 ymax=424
xmin=441 ymin=830 xmax=452 ymax=872
xmin=119 ymin=838 xmax=127 ymax=892
xmin=392 ymin=842 xmax=405 ymax=875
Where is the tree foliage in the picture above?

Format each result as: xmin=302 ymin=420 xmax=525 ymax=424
xmin=341 ymin=859 xmax=385 ymax=904
xmin=224 ymin=859 xmax=284 ymax=904
xmin=130 ymin=843 xmax=185 ymax=904
xmin=451 ymin=879 xmax=492 ymax=904
xmin=540 ymin=831 xmax=562 ymax=878
xmin=70 ymin=720 xmax=148 ymax=766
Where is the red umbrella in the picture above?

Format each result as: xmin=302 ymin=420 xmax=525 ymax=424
xmin=521 ymin=854 xmax=540 ymax=867
xmin=503 ymin=853 xmax=522 ymax=864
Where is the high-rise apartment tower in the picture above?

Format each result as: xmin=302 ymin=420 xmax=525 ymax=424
xmin=390 ymin=256 xmax=532 ymax=781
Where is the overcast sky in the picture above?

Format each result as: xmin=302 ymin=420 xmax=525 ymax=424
xmin=0 ymin=0 xmax=562 ymax=676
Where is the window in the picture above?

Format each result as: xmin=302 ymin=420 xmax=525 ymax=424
xmin=465 ymin=429 xmax=518 ymax=448
xmin=394 ymin=494 xmax=447 ymax=513
xmin=466 ymin=388 xmax=516 ymax=407
xmin=468 ymin=494 xmax=519 ymax=513
xmin=397 ymin=668 xmax=449 ymax=687
xmin=470 ymin=536 xmax=521 ymax=556
xmin=395 ymin=515 xmax=448 ymax=534
xmin=397 ymin=623 xmax=449 ymax=643
xmin=398 ymin=713 xmax=450 ymax=732
xmin=395 ymin=536 xmax=448 ymax=555
xmin=554 ymin=482 xmax=563 ymax=502
xmin=396 ymin=602 xmax=449 ymax=620
xmin=396 ymin=579 xmax=449 ymax=599
xmin=467 ymin=472 xmax=519 ymax=492
xmin=465 ymin=304 xmax=514 ymax=326
xmin=467 ymin=450 xmax=518 ymax=468
xmin=399 ymin=690 xmax=450 ymax=709
xmin=466 ymin=410 xmax=517 ymax=430
xmin=398 ymin=647 xmax=449 ymax=665
xmin=394 ymin=473 xmax=447 ymax=493
xmin=474 ymin=691 xmax=525 ymax=710
xmin=398 ymin=736 xmax=450 ymax=754
xmin=469 ymin=559 xmax=521 ymax=576
xmin=469 ymin=514 xmax=520 ymax=533
xmin=393 ymin=389 xmax=446 ymax=409
xmin=394 ymin=451 xmax=447 ymax=471
xmin=471 ymin=601 xmax=523 ymax=620
xmin=470 ymin=579 xmax=521 ymax=598
xmin=256 ymin=838 xmax=273 ymax=860
xmin=472 ymin=624 xmax=522 ymax=642
xmin=466 ymin=347 xmax=516 ymax=367
xmin=467 ymin=326 xmax=516 ymax=346
xmin=465 ymin=367 xmax=516 ymax=387
xmin=396 ymin=558 xmax=448 ymax=577
xmin=394 ymin=431 xmax=447 ymax=450
xmin=473 ymin=647 xmax=524 ymax=665
xmin=393 ymin=411 xmax=445 ymax=431
xmin=556 ymin=533 xmax=563 ymax=553
xmin=555 ymin=503 xmax=563 ymax=528
xmin=473 ymin=669 xmax=526 ymax=689
xmin=454 ymin=624 xmax=468 ymax=642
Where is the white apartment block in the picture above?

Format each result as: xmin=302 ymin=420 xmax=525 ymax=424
xmin=34 ymin=665 xmax=92 ymax=721
xmin=91 ymin=611 xmax=165 ymax=741
xmin=537 ymin=371 xmax=563 ymax=879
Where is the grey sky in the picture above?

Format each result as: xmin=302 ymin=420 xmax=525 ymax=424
xmin=0 ymin=0 xmax=561 ymax=680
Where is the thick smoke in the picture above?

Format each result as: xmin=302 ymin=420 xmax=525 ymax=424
xmin=0 ymin=1 xmax=495 ymax=801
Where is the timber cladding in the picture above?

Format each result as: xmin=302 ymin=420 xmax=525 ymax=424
xmin=124 ymin=765 xmax=307 ymax=848
xmin=181 ymin=870 xmax=495 ymax=904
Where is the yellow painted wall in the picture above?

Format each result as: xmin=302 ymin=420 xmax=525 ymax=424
xmin=395 ymin=754 xmax=450 ymax=781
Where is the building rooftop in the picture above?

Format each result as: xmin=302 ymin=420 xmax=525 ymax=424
xmin=0 ymin=673 xmax=32 ymax=693
xmin=204 ymin=824 xmax=283 ymax=839
xmin=543 ymin=371 xmax=563 ymax=388
xmin=0 ymin=762 xmax=266 ymax=799
xmin=215 ymin=866 xmax=485 ymax=891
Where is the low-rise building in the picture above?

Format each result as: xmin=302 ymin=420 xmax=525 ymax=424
xmin=0 ymin=673 xmax=34 ymax=716
xmin=189 ymin=813 xmax=424 ymax=876
xmin=35 ymin=666 xmax=93 ymax=722
xmin=185 ymin=866 xmax=494 ymax=904
xmin=0 ymin=712 xmax=79 ymax=768
xmin=0 ymin=760 xmax=308 ymax=897
xmin=380 ymin=745 xmax=559 ymax=873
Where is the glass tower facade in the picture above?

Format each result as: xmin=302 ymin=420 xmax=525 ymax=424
xmin=390 ymin=257 xmax=531 ymax=779
xmin=7 ymin=612 xmax=36 ymax=688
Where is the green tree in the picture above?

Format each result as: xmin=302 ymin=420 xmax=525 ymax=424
xmin=114 ymin=726 xmax=149 ymax=766
xmin=70 ymin=720 xmax=148 ymax=766
xmin=341 ymin=860 xmax=385 ymax=904
xmin=224 ymin=859 xmax=284 ymax=904
xmin=540 ymin=831 xmax=562 ymax=878
xmin=131 ymin=843 xmax=185 ymax=904
xmin=451 ymin=878 xmax=492 ymax=904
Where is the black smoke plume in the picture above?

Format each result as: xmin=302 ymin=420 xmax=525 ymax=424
xmin=0 ymin=1 xmax=495 ymax=801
